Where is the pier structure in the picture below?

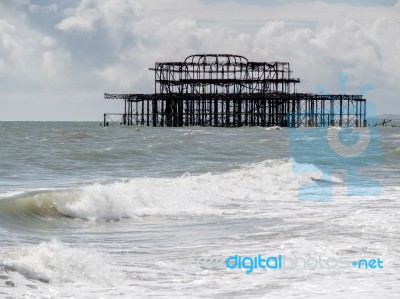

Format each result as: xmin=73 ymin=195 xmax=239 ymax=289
xmin=103 ymin=54 xmax=367 ymax=127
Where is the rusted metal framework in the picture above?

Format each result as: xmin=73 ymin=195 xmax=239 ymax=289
xmin=152 ymin=54 xmax=299 ymax=94
xmin=103 ymin=54 xmax=367 ymax=127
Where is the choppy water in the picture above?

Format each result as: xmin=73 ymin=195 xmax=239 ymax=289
xmin=0 ymin=122 xmax=399 ymax=298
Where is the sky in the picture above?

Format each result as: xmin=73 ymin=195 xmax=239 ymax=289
xmin=0 ymin=0 xmax=399 ymax=121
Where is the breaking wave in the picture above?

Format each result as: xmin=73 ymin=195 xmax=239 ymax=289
xmin=0 ymin=240 xmax=118 ymax=285
xmin=0 ymin=159 xmax=326 ymax=222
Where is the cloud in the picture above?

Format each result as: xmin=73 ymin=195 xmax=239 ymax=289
xmin=42 ymin=36 xmax=55 ymax=48
xmin=87 ymin=1 xmax=400 ymax=97
xmin=0 ymin=19 xmax=32 ymax=78
xmin=41 ymin=50 xmax=70 ymax=76
xmin=0 ymin=20 xmax=20 ymax=51
xmin=0 ymin=0 xmax=399 ymax=120
xmin=251 ymin=14 xmax=400 ymax=98
xmin=56 ymin=10 xmax=100 ymax=33
xmin=29 ymin=3 xmax=57 ymax=13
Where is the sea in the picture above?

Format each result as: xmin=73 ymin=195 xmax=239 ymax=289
xmin=0 ymin=122 xmax=399 ymax=298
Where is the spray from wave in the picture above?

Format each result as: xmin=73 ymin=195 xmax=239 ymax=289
xmin=0 ymin=240 xmax=119 ymax=285
xmin=0 ymin=159 xmax=330 ymax=222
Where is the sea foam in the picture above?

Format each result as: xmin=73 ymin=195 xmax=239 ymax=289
xmin=0 ymin=159 xmax=327 ymax=222
xmin=0 ymin=240 xmax=119 ymax=285
xmin=57 ymin=159 xmax=321 ymax=221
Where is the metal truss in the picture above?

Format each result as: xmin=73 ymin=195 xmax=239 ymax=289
xmin=103 ymin=54 xmax=367 ymax=128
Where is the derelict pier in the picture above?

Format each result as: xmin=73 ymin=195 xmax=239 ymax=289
xmin=103 ymin=54 xmax=367 ymax=127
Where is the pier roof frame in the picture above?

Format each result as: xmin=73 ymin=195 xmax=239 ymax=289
xmin=149 ymin=54 xmax=300 ymax=95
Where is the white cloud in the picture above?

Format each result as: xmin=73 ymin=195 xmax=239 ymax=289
xmin=56 ymin=0 xmax=101 ymax=33
xmin=29 ymin=4 xmax=57 ymax=13
xmin=56 ymin=11 xmax=100 ymax=33
xmin=89 ymin=1 xmax=400 ymax=99
xmin=0 ymin=6 xmax=71 ymax=87
xmin=0 ymin=19 xmax=32 ymax=77
xmin=251 ymin=14 xmax=400 ymax=98
xmin=0 ymin=20 xmax=21 ymax=52
xmin=41 ymin=50 xmax=70 ymax=76
xmin=100 ymin=0 xmax=143 ymax=29
xmin=41 ymin=36 xmax=55 ymax=48
xmin=0 ymin=0 xmax=400 ymax=120
xmin=0 ymin=19 xmax=16 ymax=33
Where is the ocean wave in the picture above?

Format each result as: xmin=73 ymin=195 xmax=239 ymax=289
xmin=0 ymin=240 xmax=118 ymax=285
xmin=384 ymin=147 xmax=400 ymax=157
xmin=65 ymin=132 xmax=92 ymax=139
xmin=264 ymin=126 xmax=283 ymax=131
xmin=0 ymin=189 xmax=80 ymax=222
xmin=0 ymin=159 xmax=328 ymax=222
